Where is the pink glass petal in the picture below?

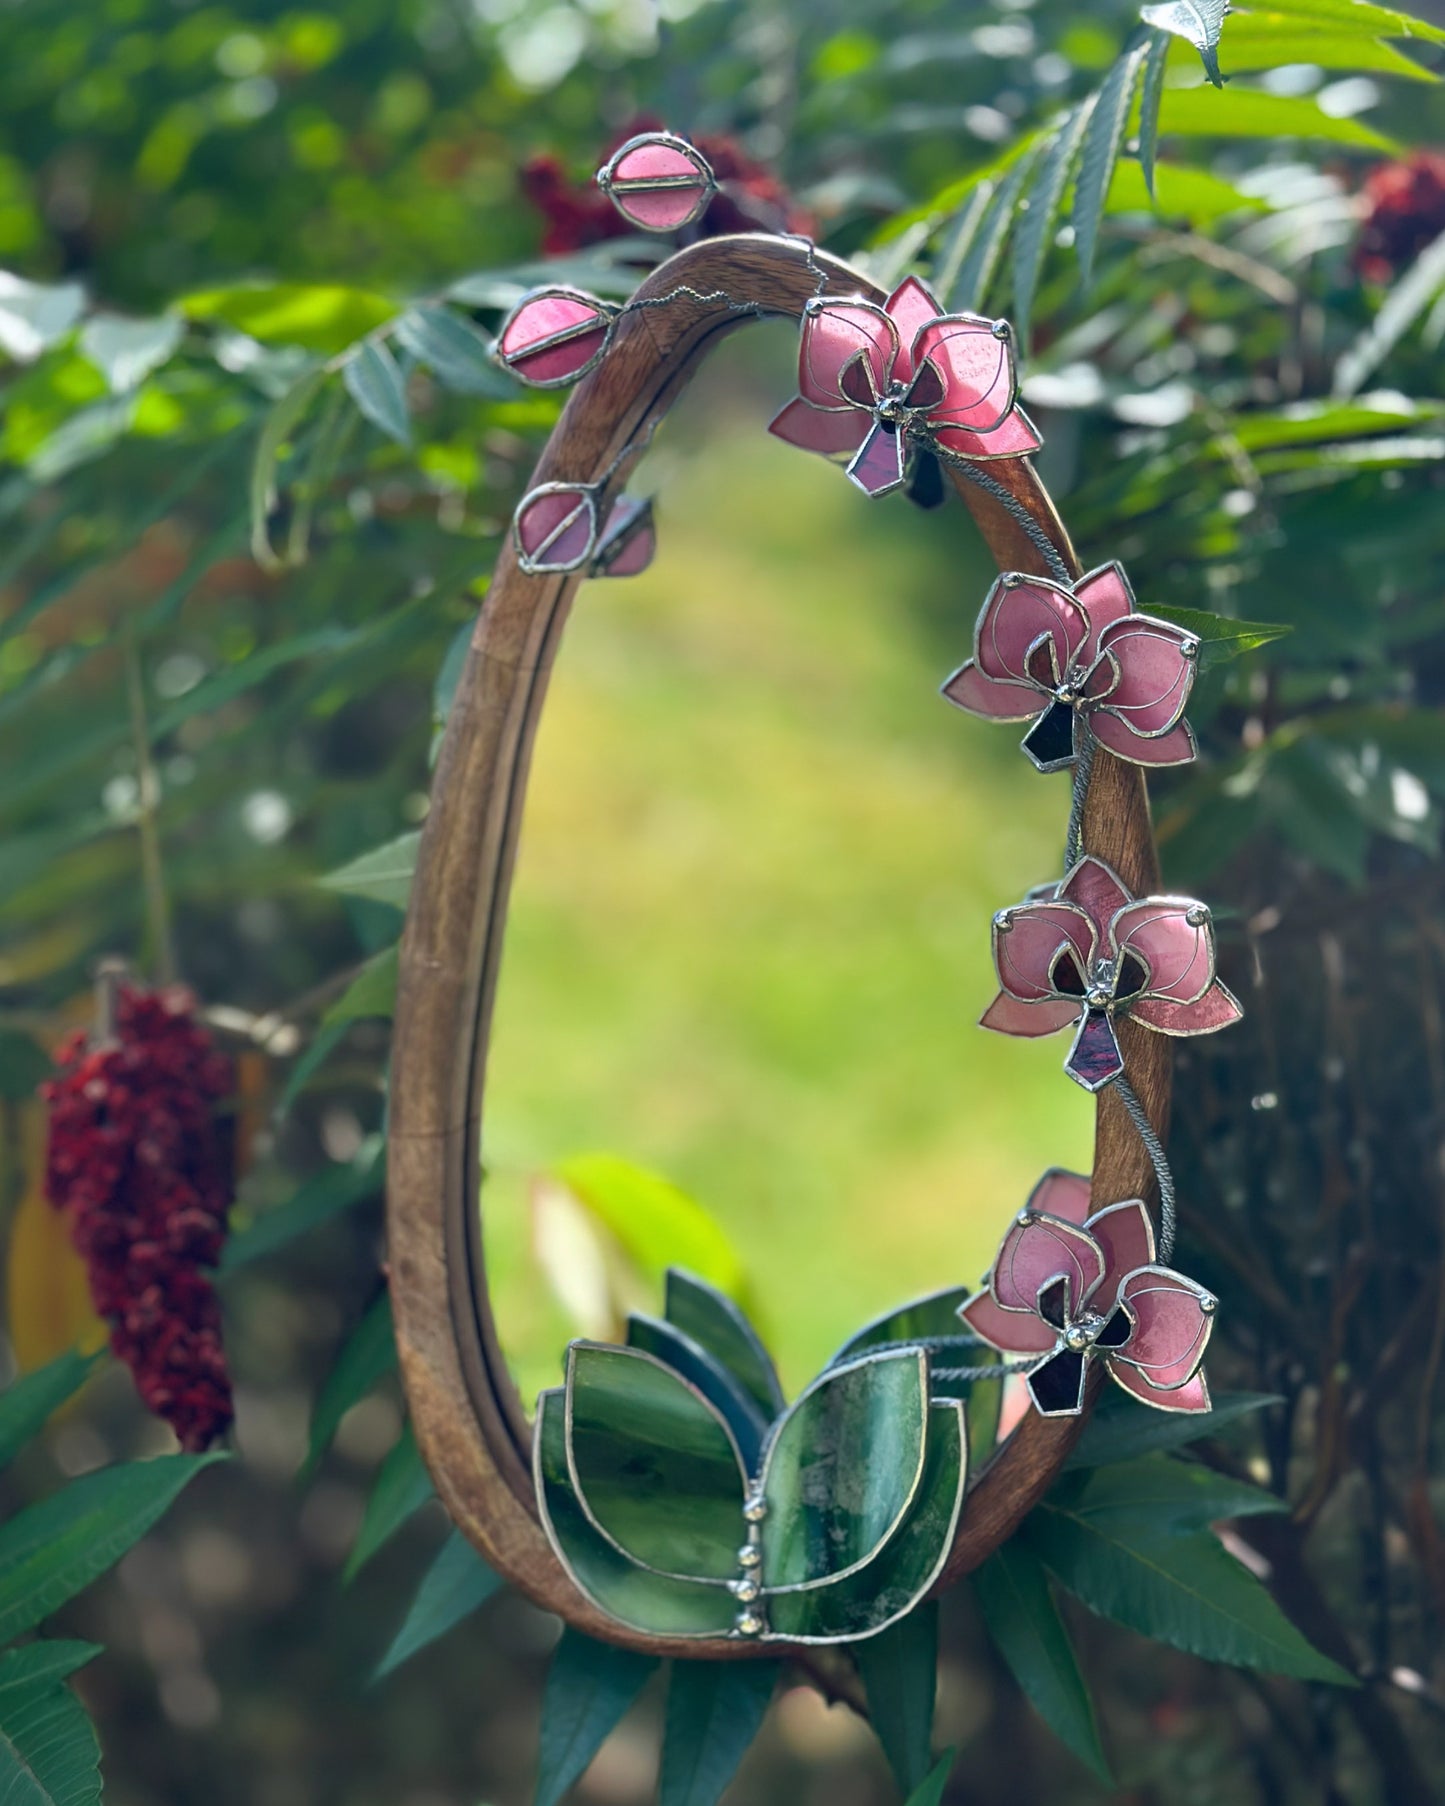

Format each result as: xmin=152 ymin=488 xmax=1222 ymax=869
xmin=1057 ymin=857 xmax=1133 ymax=936
xmin=958 ymin=1289 xmax=1059 ymax=1355
xmin=846 ymin=420 xmax=906 ymax=496
xmin=514 ymin=486 xmax=596 ymax=571
xmin=882 ymin=276 xmax=941 ymax=381
xmin=1107 ymin=1360 xmax=1212 ymax=1413
xmin=996 ymin=1374 xmax=1031 ymax=1441
xmin=1113 ymin=901 xmax=1215 ymax=1005
xmin=1027 ymin=1170 xmax=1093 ymax=1225
xmin=1073 ymin=562 xmax=1136 ymax=659
xmin=1084 ymin=1199 xmax=1157 ymax=1312
xmin=1092 ymin=618 xmax=1197 ymax=736
xmin=941 ymin=660 xmax=1042 ymax=723
xmin=1132 ymin=982 xmax=1244 ymax=1036
xmin=980 ymin=992 xmax=1080 ymax=1038
xmin=994 ymin=1216 xmax=1106 ymax=1317
xmin=974 ymin=576 xmax=1087 ymax=687
xmin=603 ymin=137 xmax=713 ymax=231
xmin=799 ymin=301 xmax=898 ymax=409
xmin=497 ymin=290 xmax=613 ymax=386
xmin=932 ymin=408 xmax=1043 ymax=461
xmin=994 ymin=901 xmax=1096 ymax=1002
xmin=768 ymin=397 xmax=870 ymax=458
xmin=911 ymin=315 xmax=1013 ymax=432
xmin=1089 ymin=712 xmax=1198 ymax=767
xmin=1113 ymin=1266 xmax=1216 ymax=1390
xmin=592 ymin=495 xmax=655 ymax=578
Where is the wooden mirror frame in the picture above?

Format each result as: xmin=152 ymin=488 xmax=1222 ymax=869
xmin=386 ymin=233 xmax=1171 ymax=1664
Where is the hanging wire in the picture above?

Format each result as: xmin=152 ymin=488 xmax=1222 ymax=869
xmin=1114 ymin=1072 xmax=1177 ymax=1262
xmin=1063 ymin=731 xmax=1095 ymax=872
xmin=943 ymin=456 xmax=1073 ymax=585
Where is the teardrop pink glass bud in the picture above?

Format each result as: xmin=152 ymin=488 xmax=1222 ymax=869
xmin=493 ymin=287 xmax=615 ymax=388
xmin=512 ymin=483 xmax=598 ymax=574
xmin=591 ymin=495 xmax=655 ymax=578
xmin=596 ymin=132 xmax=715 ymax=233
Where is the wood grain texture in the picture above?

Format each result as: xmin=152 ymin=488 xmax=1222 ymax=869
xmin=386 ymin=234 xmax=1172 ymax=1657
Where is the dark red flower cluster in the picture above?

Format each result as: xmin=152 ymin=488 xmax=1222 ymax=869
xmin=42 ymin=984 xmax=235 ymax=1451
xmin=520 ymin=116 xmax=814 ymax=255
xmin=1354 ymin=150 xmax=1445 ymax=283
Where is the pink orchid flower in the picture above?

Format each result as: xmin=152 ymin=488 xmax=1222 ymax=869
xmin=768 ymin=275 xmax=1042 ymax=498
xmin=984 ymin=855 xmax=1243 ymax=1091
xmin=959 ymin=1169 xmax=1216 ymax=1416
xmin=942 ymin=563 xmax=1200 ymax=771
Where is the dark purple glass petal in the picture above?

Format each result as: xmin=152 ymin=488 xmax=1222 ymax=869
xmin=1022 ymin=697 xmax=1077 ymax=771
xmin=839 ymin=353 xmax=879 ymax=408
xmin=905 ymin=359 xmax=946 ymax=411
xmin=845 ymin=419 xmax=906 ymax=497
xmin=1115 ymin=950 xmax=1150 ymax=1002
xmin=1096 ymin=1307 xmax=1132 ymax=1349
xmin=1065 ymin=1008 xmax=1125 ymax=1092
xmin=903 ymin=447 xmax=945 ymax=510
xmin=1027 ymin=1348 xmax=1088 ymax=1416
xmin=1051 ymin=949 xmax=1087 ymax=997
xmin=1037 ymin=1273 xmax=1070 ymax=1330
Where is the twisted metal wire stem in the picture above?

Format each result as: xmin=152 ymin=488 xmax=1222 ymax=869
xmin=1063 ymin=732 xmax=1096 ymax=872
xmin=943 ymin=455 xmax=1074 ymax=585
xmin=1114 ymin=1072 xmax=1177 ymax=1262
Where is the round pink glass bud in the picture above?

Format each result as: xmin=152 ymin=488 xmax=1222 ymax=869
xmin=596 ymin=132 xmax=715 ymax=233
xmin=513 ymin=483 xmax=598 ymax=574
xmin=493 ymin=287 xmax=616 ymax=388
xmin=591 ymin=494 xmax=656 ymax=578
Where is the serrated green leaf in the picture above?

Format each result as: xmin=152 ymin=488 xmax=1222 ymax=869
xmin=345 ymin=1423 xmax=434 ymax=1582
xmin=855 ymin=1601 xmax=938 ymax=1796
xmin=658 ymin=1659 xmax=779 ymax=1806
xmin=0 ymin=1656 xmax=102 ymax=1806
xmin=222 ymin=1135 xmax=385 ymax=1271
xmin=304 ymin=1292 xmax=396 ymax=1480
xmin=1147 ymin=604 xmax=1292 ymax=666
xmin=1075 ymin=46 xmax=1148 ymax=285
xmin=535 ymin=1630 xmax=657 ymax=1806
xmin=0 ymin=1354 xmax=100 ymax=1470
xmin=1141 ymin=0 xmax=1229 ymax=85
xmin=1066 ymin=1391 xmax=1282 ymax=1469
xmin=344 ymin=341 xmax=410 ymax=447
xmin=1335 ymin=226 xmax=1445 ymax=395
xmin=1053 ymin=1455 xmax=1286 ymax=1532
xmin=903 ymin=1750 xmax=955 ymax=1806
xmin=935 ymin=182 xmax=997 ymax=309
xmin=317 ymin=832 xmax=420 ymax=909
xmin=249 ymin=363 xmax=327 ymax=570
xmin=951 ymin=146 xmax=1041 ymax=313
xmin=1137 ymin=29 xmax=1172 ymax=195
xmin=182 ymin=282 xmax=396 ymax=351
xmin=974 ymin=1543 xmax=1108 ymax=1781
xmin=1159 ymin=86 xmax=1400 ymax=148
xmin=373 ymin=1528 xmax=502 ymax=1680
xmin=558 ymin=1155 xmax=744 ymax=1296
xmin=0 ymin=1454 xmax=224 ymax=1644
xmin=1012 ymin=102 xmax=1094 ymax=341
xmin=393 ymin=305 xmax=517 ymax=398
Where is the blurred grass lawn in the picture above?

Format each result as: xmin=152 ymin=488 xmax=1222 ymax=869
xmin=480 ymin=334 xmax=1093 ymax=1400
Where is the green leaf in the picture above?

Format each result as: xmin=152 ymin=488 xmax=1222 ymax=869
xmin=1335 ymin=226 xmax=1445 ymax=396
xmin=0 ymin=1354 xmax=100 ymax=1471
xmin=303 ymin=1293 xmax=396 ymax=1480
xmin=1146 ymin=604 xmax=1292 ymax=667
xmin=79 ymin=313 xmax=184 ymax=393
xmin=1158 ymin=86 xmax=1400 ymax=149
xmin=762 ymin=1351 xmax=929 ymax=1589
xmin=286 ymin=379 xmax=359 ymax=564
xmin=1136 ymin=28 xmax=1172 ymax=196
xmin=182 ymin=282 xmax=396 ymax=352
xmin=855 ymin=1602 xmax=938 ymax=1796
xmin=663 ymin=1271 xmax=784 ymax=1421
xmin=374 ymin=1528 xmax=503 ymax=1680
xmin=974 ymin=1543 xmax=1108 ymax=1780
xmin=1232 ymin=0 xmax=1444 ymax=41
xmin=393 ymin=305 xmax=516 ymax=398
xmin=902 ymin=1750 xmax=955 ymax=1806
xmin=1012 ymin=102 xmax=1094 ymax=341
xmin=0 ymin=1644 xmax=103 ymax=1806
xmin=0 ymin=1028 xmax=52 ymax=1100
xmin=658 ymin=1659 xmax=779 ymax=1806
xmin=317 ymin=833 xmax=420 ymax=910
xmin=1195 ymin=17 xmax=1436 ymax=76
xmin=1024 ymin=1497 xmax=1354 ymax=1682
xmin=0 ymin=1454 xmax=224 ymax=1644
xmin=1050 ymin=1456 xmax=1286 ymax=1533
xmin=344 ymin=1423 xmax=434 ymax=1582
xmin=1141 ymin=0 xmax=1229 ymax=85
xmin=557 ymin=1156 xmax=745 ymax=1296
xmin=222 ymin=1135 xmax=385 ymax=1270
xmin=951 ymin=145 xmax=1041 ymax=313
xmin=1066 ymin=1391 xmax=1281 ymax=1470
xmin=535 ymin=1629 xmax=658 ymax=1806
xmin=1107 ymin=159 xmax=1265 ymax=224
xmin=277 ymin=1018 xmax=350 ymax=1114
xmin=249 ymin=362 xmax=328 ymax=570
xmin=320 ymin=945 xmax=399 ymax=1030
xmin=0 ymin=274 xmax=85 ymax=362
xmin=935 ymin=182 xmax=998 ymax=310
xmin=343 ymin=341 xmax=410 ymax=447
xmin=1074 ymin=45 xmax=1147 ymax=285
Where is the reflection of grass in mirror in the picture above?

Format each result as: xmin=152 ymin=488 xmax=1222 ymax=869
xmin=483 ymin=353 xmax=1092 ymax=1401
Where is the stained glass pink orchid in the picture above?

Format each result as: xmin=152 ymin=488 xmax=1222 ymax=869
xmin=959 ymin=1169 xmax=1216 ymax=1415
xmin=984 ymin=855 xmax=1243 ymax=1091
xmin=943 ymin=563 xmax=1200 ymax=771
xmin=768 ymin=276 xmax=1042 ymax=498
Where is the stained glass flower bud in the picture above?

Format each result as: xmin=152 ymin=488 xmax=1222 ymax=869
xmin=513 ymin=483 xmax=598 ymax=574
xmin=493 ymin=287 xmax=616 ymax=388
xmin=596 ymin=132 xmax=715 ymax=233
xmin=591 ymin=495 xmax=656 ymax=578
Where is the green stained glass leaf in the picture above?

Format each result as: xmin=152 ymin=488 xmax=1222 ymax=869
xmin=626 ymin=1316 xmax=769 ymax=1472
xmin=762 ymin=1351 xmax=929 ymax=1591
xmin=658 ymin=1660 xmax=780 ymax=1806
xmin=829 ymin=1288 xmax=973 ymax=1365
xmin=765 ymin=1400 xmax=966 ymax=1643
xmin=1066 ymin=1390 xmax=1280 ymax=1470
xmin=535 ymin=1627 xmax=658 ymax=1806
xmin=566 ymin=1345 xmax=746 ymax=1582
xmin=534 ymin=1392 xmax=737 ymax=1639
xmin=854 ymin=1600 xmax=939 ymax=1796
xmin=664 ymin=1270 xmax=784 ymax=1420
